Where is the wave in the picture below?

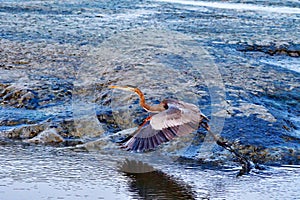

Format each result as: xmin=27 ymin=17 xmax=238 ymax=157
xmin=156 ymin=0 xmax=300 ymax=14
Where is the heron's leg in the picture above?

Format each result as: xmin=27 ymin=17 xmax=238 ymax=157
xmin=200 ymin=123 xmax=252 ymax=176
xmin=138 ymin=115 xmax=152 ymax=127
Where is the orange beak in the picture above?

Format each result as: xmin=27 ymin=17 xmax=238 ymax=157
xmin=108 ymin=85 xmax=136 ymax=92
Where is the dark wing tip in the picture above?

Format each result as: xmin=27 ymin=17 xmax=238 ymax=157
xmin=122 ymin=128 xmax=179 ymax=152
xmin=116 ymin=135 xmax=133 ymax=143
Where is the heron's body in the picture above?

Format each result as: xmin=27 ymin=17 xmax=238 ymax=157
xmin=109 ymin=85 xmax=253 ymax=175
xmin=109 ymin=85 xmax=208 ymax=152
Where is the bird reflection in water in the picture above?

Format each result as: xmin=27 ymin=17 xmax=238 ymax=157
xmin=119 ymin=159 xmax=202 ymax=200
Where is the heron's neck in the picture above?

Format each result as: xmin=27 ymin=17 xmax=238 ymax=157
xmin=133 ymin=88 xmax=164 ymax=112
xmin=133 ymin=88 xmax=151 ymax=111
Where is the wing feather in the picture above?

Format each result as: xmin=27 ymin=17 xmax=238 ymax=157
xmin=150 ymin=100 xmax=200 ymax=130
xmin=122 ymin=99 xmax=206 ymax=152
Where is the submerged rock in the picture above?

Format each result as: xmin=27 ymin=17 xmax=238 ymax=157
xmin=237 ymin=42 xmax=300 ymax=57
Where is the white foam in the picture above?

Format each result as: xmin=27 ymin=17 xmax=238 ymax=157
xmin=156 ymin=0 xmax=300 ymax=14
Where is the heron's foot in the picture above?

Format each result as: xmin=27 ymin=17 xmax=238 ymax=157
xmin=238 ymin=160 xmax=252 ymax=176
xmin=215 ymin=137 xmax=252 ymax=176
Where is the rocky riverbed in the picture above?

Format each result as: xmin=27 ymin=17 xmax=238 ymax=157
xmin=0 ymin=0 xmax=299 ymax=199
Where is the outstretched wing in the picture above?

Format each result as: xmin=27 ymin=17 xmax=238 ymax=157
xmin=123 ymin=99 xmax=206 ymax=152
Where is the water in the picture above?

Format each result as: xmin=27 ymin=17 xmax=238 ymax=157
xmin=156 ymin=0 xmax=300 ymax=14
xmin=1 ymin=144 xmax=300 ymax=199
xmin=0 ymin=145 xmax=131 ymax=200
xmin=0 ymin=0 xmax=300 ymax=199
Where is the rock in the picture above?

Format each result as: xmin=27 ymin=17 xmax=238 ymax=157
xmin=1 ymin=122 xmax=48 ymax=139
xmin=237 ymin=42 xmax=300 ymax=57
xmin=72 ymin=115 xmax=105 ymax=138
xmin=0 ymin=84 xmax=39 ymax=109
xmin=24 ymin=128 xmax=64 ymax=144
xmin=75 ymin=127 xmax=137 ymax=151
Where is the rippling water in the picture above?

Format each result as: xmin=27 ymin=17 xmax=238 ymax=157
xmin=1 ymin=144 xmax=300 ymax=199
xmin=0 ymin=145 xmax=131 ymax=199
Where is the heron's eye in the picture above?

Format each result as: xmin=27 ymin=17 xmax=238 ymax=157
xmin=163 ymin=103 xmax=169 ymax=109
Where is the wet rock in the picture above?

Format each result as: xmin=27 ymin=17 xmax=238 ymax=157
xmin=0 ymin=80 xmax=73 ymax=109
xmin=0 ymin=118 xmax=77 ymax=141
xmin=74 ymin=127 xmax=137 ymax=151
xmin=0 ymin=84 xmax=39 ymax=109
xmin=24 ymin=128 xmax=64 ymax=144
xmin=51 ymin=118 xmax=77 ymax=138
xmin=234 ymin=144 xmax=300 ymax=165
xmin=1 ymin=122 xmax=48 ymax=139
xmin=0 ymin=118 xmax=36 ymax=126
xmin=72 ymin=115 xmax=105 ymax=138
xmin=237 ymin=42 xmax=300 ymax=57
xmin=0 ymin=39 xmax=80 ymax=110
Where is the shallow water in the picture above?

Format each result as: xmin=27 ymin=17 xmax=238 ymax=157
xmin=1 ymin=144 xmax=300 ymax=200
xmin=0 ymin=145 xmax=131 ymax=200
xmin=0 ymin=0 xmax=300 ymax=199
